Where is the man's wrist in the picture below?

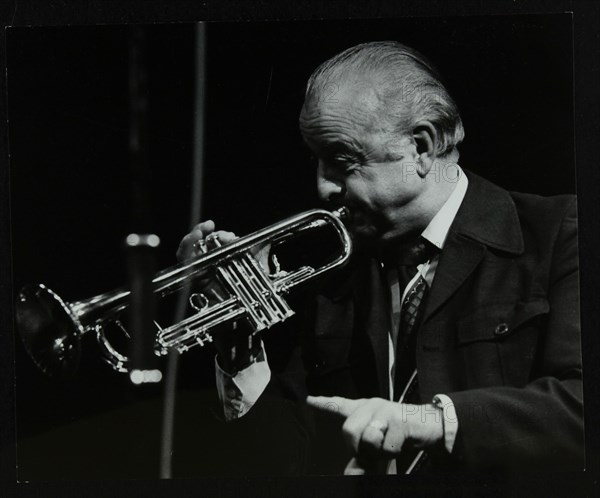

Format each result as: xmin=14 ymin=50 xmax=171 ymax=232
xmin=215 ymin=329 xmax=264 ymax=375
xmin=217 ymin=345 xmax=264 ymax=376
xmin=432 ymin=394 xmax=458 ymax=453
xmin=403 ymin=403 xmax=445 ymax=449
xmin=214 ymin=344 xmax=271 ymax=421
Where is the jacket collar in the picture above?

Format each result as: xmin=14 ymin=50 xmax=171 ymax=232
xmin=420 ymin=170 xmax=525 ymax=327
xmin=450 ymin=170 xmax=524 ymax=255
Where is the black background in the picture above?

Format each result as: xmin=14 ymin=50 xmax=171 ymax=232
xmin=1 ymin=3 xmax=598 ymax=498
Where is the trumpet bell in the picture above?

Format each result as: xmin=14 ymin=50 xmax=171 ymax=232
xmin=17 ymin=284 xmax=83 ymax=379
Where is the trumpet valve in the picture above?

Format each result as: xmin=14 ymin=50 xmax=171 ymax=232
xmin=205 ymin=233 xmax=222 ymax=248
xmin=193 ymin=238 xmax=208 ymax=255
xmin=189 ymin=293 xmax=209 ymax=311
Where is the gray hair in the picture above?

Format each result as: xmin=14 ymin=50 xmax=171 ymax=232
xmin=305 ymin=41 xmax=465 ymax=157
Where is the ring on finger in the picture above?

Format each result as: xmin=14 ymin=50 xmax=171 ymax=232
xmin=367 ymin=419 xmax=388 ymax=435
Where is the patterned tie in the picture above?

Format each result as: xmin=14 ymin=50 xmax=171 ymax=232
xmin=394 ymin=273 xmax=429 ymax=403
xmin=391 ymin=239 xmax=436 ymax=473
xmin=390 ymin=238 xmax=434 ymax=397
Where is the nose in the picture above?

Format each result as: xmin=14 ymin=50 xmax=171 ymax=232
xmin=317 ymin=163 xmax=345 ymax=203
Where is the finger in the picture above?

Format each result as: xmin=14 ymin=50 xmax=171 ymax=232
xmin=179 ymin=226 xmax=238 ymax=261
xmin=342 ymin=405 xmax=378 ymax=454
xmin=252 ymin=243 xmax=272 ymax=271
xmin=306 ymin=396 xmax=362 ymax=418
xmin=176 ymin=221 xmax=216 ymax=261
xmin=191 ymin=220 xmax=215 ymax=236
xmin=212 ymin=230 xmax=238 ymax=245
xmin=359 ymin=420 xmax=387 ymax=458
xmin=381 ymin=419 xmax=407 ymax=457
xmin=176 ymin=235 xmax=197 ymax=262
xmin=343 ymin=457 xmax=366 ymax=476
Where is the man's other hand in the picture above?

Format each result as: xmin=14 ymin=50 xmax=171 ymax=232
xmin=306 ymin=395 xmax=444 ymax=474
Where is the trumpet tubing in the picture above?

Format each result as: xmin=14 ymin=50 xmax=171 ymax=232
xmin=16 ymin=208 xmax=352 ymax=378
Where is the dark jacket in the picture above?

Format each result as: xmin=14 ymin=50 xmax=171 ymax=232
xmin=211 ymin=171 xmax=583 ymax=475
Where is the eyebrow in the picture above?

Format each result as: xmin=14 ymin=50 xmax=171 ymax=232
xmin=314 ymin=140 xmax=362 ymax=159
xmin=301 ymin=131 xmax=364 ymax=160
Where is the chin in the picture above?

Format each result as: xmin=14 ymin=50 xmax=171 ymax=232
xmin=344 ymin=210 xmax=389 ymax=247
xmin=348 ymin=219 xmax=376 ymax=237
xmin=348 ymin=224 xmax=382 ymax=250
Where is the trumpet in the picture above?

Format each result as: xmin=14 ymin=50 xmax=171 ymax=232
xmin=16 ymin=208 xmax=352 ymax=378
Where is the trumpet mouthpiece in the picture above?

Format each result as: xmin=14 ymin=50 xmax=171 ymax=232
xmin=333 ymin=207 xmax=349 ymax=221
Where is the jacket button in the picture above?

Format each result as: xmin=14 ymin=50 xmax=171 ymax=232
xmin=494 ymin=322 xmax=509 ymax=336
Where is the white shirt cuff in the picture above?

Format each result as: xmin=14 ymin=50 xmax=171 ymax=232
xmin=432 ymin=394 xmax=459 ymax=453
xmin=214 ymin=343 xmax=271 ymax=421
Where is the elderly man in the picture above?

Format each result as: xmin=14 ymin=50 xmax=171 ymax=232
xmin=178 ymin=41 xmax=583 ymax=474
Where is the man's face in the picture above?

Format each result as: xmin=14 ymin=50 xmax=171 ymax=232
xmin=299 ymin=79 xmax=425 ymax=245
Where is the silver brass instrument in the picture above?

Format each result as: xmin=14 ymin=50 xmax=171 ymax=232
xmin=16 ymin=208 xmax=352 ymax=378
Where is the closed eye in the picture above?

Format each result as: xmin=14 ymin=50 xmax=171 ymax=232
xmin=330 ymin=156 xmax=359 ymax=173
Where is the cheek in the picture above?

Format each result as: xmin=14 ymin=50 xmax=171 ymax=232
xmin=367 ymin=181 xmax=401 ymax=210
xmin=379 ymin=172 xmax=414 ymax=203
xmin=344 ymin=179 xmax=389 ymax=215
xmin=346 ymin=170 xmax=406 ymax=209
xmin=344 ymin=176 xmax=368 ymax=202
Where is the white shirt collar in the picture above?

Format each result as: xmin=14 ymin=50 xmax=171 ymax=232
xmin=421 ymin=165 xmax=469 ymax=250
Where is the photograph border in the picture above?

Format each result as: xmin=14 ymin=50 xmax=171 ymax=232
xmin=1 ymin=1 xmax=598 ymax=497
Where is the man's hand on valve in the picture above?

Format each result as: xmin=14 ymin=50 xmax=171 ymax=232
xmin=176 ymin=220 xmax=271 ymax=375
xmin=306 ymin=396 xmax=444 ymax=475
xmin=176 ymin=220 xmax=271 ymax=272
xmin=176 ymin=220 xmax=238 ymax=264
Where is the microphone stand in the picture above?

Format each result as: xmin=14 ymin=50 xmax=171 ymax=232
xmin=159 ymin=22 xmax=207 ymax=479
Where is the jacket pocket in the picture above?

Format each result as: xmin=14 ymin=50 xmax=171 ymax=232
xmin=456 ymin=298 xmax=549 ymax=387
xmin=457 ymin=298 xmax=549 ymax=344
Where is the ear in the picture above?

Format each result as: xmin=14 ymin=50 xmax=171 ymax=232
xmin=412 ymin=121 xmax=437 ymax=176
